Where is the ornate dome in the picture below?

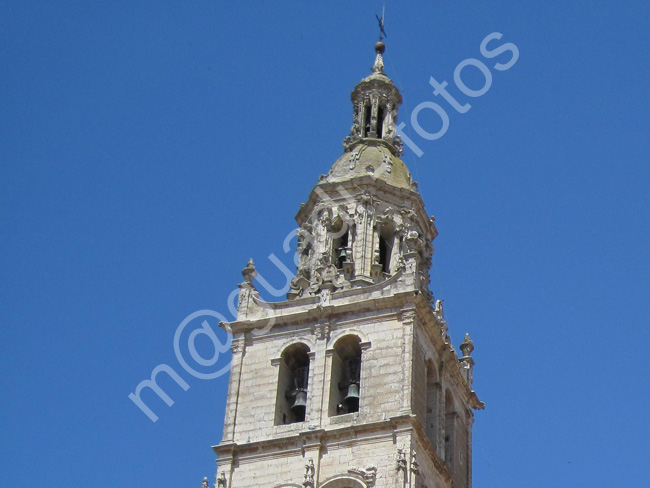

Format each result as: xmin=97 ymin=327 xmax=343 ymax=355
xmin=323 ymin=140 xmax=413 ymax=190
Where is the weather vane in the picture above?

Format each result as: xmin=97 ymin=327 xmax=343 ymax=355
xmin=376 ymin=5 xmax=387 ymax=42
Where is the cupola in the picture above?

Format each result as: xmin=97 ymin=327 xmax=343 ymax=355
xmin=343 ymin=41 xmax=403 ymax=155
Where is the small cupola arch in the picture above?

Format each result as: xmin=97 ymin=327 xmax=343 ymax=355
xmin=329 ymin=214 xmax=352 ymax=271
xmin=373 ymin=215 xmax=397 ymax=276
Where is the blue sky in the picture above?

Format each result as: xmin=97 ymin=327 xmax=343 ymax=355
xmin=2 ymin=1 xmax=649 ymax=487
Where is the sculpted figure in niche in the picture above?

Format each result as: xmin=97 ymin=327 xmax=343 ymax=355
xmin=435 ymin=299 xmax=444 ymax=319
xmin=404 ymin=230 xmax=422 ymax=253
xmin=350 ymin=121 xmax=360 ymax=138
xmin=384 ymin=103 xmax=397 ymax=141
xmin=318 ymin=206 xmax=333 ymax=230
xmin=296 ymin=224 xmax=314 ymax=274
xmin=309 ymin=270 xmax=323 ymax=293
xmin=394 ymin=254 xmax=406 ymax=271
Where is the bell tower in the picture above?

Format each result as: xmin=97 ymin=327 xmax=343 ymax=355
xmin=212 ymin=40 xmax=484 ymax=488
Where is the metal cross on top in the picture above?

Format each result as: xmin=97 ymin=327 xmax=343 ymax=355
xmin=376 ymin=6 xmax=387 ymax=42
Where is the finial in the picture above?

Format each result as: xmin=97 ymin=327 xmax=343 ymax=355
xmin=371 ymin=45 xmax=385 ymax=74
xmin=372 ymin=6 xmax=387 ymax=74
xmin=241 ymin=258 xmax=257 ymax=283
xmin=460 ymin=333 xmax=474 ymax=357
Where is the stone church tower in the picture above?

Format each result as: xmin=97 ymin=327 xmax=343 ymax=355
xmin=211 ymin=40 xmax=484 ymax=488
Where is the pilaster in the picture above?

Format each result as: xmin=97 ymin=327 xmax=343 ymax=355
xmin=398 ymin=308 xmax=416 ymax=415
xmin=221 ymin=335 xmax=245 ymax=442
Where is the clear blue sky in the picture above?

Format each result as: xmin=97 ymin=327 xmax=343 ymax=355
xmin=2 ymin=1 xmax=649 ymax=487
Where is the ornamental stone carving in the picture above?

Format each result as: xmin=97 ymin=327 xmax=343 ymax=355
xmin=216 ymin=472 xmax=227 ymax=488
xmin=303 ymin=459 xmax=315 ymax=488
xmin=404 ymin=230 xmax=423 ymax=254
xmin=396 ymin=448 xmax=408 ymax=472
xmin=348 ymin=466 xmax=377 ymax=487
xmin=410 ymin=451 xmax=419 ymax=474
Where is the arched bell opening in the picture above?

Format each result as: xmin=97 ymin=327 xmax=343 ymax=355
xmin=329 ymin=335 xmax=362 ymax=416
xmin=425 ymin=359 xmax=440 ymax=451
xmin=274 ymin=343 xmax=311 ymax=425
xmin=444 ymin=389 xmax=456 ymax=469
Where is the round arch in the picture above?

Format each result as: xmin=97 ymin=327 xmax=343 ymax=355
xmin=273 ymin=337 xmax=316 ymax=360
xmin=320 ymin=475 xmax=367 ymax=488
xmin=327 ymin=329 xmax=369 ymax=349
xmin=424 ymin=355 xmax=439 ymax=382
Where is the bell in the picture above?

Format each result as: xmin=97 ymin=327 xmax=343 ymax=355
xmin=343 ymin=382 xmax=360 ymax=411
xmin=337 ymin=247 xmax=348 ymax=269
xmin=290 ymin=389 xmax=307 ymax=417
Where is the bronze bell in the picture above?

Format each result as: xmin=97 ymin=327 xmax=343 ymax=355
xmin=291 ymin=389 xmax=308 ymax=417
xmin=287 ymin=366 xmax=309 ymax=420
xmin=343 ymin=382 xmax=360 ymax=411
xmin=337 ymin=246 xmax=348 ymax=268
